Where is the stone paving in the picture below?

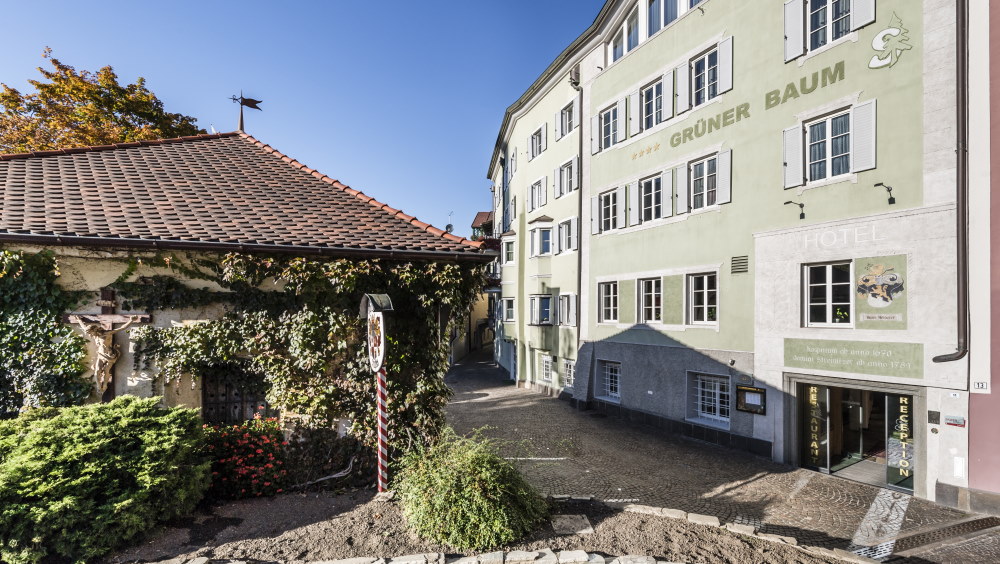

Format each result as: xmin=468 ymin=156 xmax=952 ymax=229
xmin=444 ymin=350 xmax=993 ymax=561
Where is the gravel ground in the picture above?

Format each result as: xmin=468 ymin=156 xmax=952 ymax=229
xmin=108 ymin=491 xmax=842 ymax=564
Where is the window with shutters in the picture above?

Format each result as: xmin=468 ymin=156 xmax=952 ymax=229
xmin=599 ymin=281 xmax=619 ymax=323
xmin=529 ymin=180 xmax=546 ymax=210
xmin=638 ymin=278 xmax=662 ymax=323
xmin=560 ymin=103 xmax=574 ymax=136
xmin=809 ymin=0 xmax=851 ymax=51
xmin=688 ymin=273 xmax=718 ymax=325
xmin=501 ymin=298 xmax=515 ymax=322
xmin=806 ymin=111 xmax=850 ymax=182
xmin=804 ymin=261 xmax=853 ymax=326
xmin=600 ymin=190 xmax=618 ymax=231
xmin=530 ymin=128 xmax=544 ymax=159
xmin=558 ymin=159 xmax=576 ymax=195
xmin=691 ymin=48 xmax=719 ymax=107
xmin=690 ymin=155 xmax=718 ymax=210
xmin=642 ymin=80 xmax=664 ymax=130
xmin=558 ymin=219 xmax=576 ymax=253
xmin=640 ymin=176 xmax=662 ymax=221
xmin=601 ymin=105 xmax=619 ymax=150
xmin=529 ymin=295 xmax=553 ymax=325
xmin=559 ymin=293 xmax=577 ymax=326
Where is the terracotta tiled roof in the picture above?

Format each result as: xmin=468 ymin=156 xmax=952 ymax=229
xmin=0 ymin=133 xmax=489 ymax=261
xmin=471 ymin=211 xmax=493 ymax=229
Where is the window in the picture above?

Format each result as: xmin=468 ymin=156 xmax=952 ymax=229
xmin=690 ymin=155 xmax=717 ymax=210
xmin=688 ymin=273 xmax=717 ymax=324
xmin=558 ymin=294 xmax=577 ymax=326
xmin=640 ymin=176 xmax=662 ymax=221
xmin=664 ymin=0 xmax=678 ymax=25
xmin=503 ymin=241 xmax=515 ymax=264
xmin=610 ymin=7 xmax=640 ymax=63
xmin=691 ymin=48 xmax=719 ymax=107
xmin=560 ymin=103 xmax=574 ymax=136
xmin=599 ymin=281 xmax=619 ymax=322
xmin=558 ymin=220 xmax=576 ymax=253
xmin=694 ymin=373 xmax=730 ymax=422
xmin=529 ymin=180 xmax=547 ymax=210
xmin=690 ymin=0 xmax=702 ymax=7
xmin=638 ymin=278 xmax=662 ymax=323
xmin=807 ymin=112 xmax=850 ymax=182
xmin=600 ymin=190 xmax=618 ymax=231
xmin=601 ymin=361 xmax=621 ymax=399
xmin=541 ymin=355 xmax=553 ymax=382
xmin=626 ymin=9 xmax=639 ymax=51
xmin=648 ymin=0 xmax=661 ymax=36
xmin=809 ymin=0 xmax=851 ymax=51
xmin=601 ymin=105 xmax=619 ymax=149
xmin=612 ymin=30 xmax=624 ymax=61
xmin=563 ymin=359 xmax=576 ymax=387
xmin=530 ymin=227 xmax=552 ymax=256
xmin=530 ymin=128 xmax=544 ymax=158
xmin=557 ymin=159 xmax=576 ymax=196
xmin=530 ymin=294 xmax=553 ymax=325
xmin=501 ymin=298 xmax=515 ymax=322
xmin=641 ymin=81 xmax=663 ymax=130
xmin=805 ymin=262 xmax=852 ymax=325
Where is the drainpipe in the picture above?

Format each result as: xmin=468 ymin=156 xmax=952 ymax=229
xmin=933 ymin=0 xmax=969 ymax=364
xmin=571 ymin=66 xmax=584 ymax=350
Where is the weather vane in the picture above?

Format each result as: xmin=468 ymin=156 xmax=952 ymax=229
xmin=231 ymin=91 xmax=263 ymax=132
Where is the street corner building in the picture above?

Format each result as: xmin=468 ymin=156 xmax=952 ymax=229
xmin=486 ymin=0 xmax=998 ymax=512
xmin=0 ymin=131 xmax=490 ymax=421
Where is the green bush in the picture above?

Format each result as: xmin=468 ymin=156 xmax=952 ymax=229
xmin=0 ymin=396 xmax=210 ymax=563
xmin=395 ymin=428 xmax=547 ymax=551
xmin=203 ymin=415 xmax=289 ymax=499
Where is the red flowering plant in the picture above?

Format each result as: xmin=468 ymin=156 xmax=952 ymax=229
xmin=202 ymin=412 xmax=290 ymax=499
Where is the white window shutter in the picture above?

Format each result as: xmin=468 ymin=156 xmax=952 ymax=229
xmin=572 ymin=98 xmax=581 ymax=130
xmin=628 ymin=89 xmax=641 ymax=136
xmin=570 ymin=294 xmax=578 ymax=326
xmin=628 ymin=182 xmax=640 ymax=225
xmin=555 ymin=224 xmax=563 ymax=254
xmin=554 ymin=167 xmax=562 ymax=197
xmin=572 ymin=156 xmax=580 ymax=190
xmin=531 ymin=229 xmax=538 ymax=257
xmin=527 ymin=135 xmax=533 ymax=161
xmin=555 ymin=111 xmax=563 ymax=140
xmin=784 ymin=0 xmax=805 ymax=62
xmin=663 ymin=71 xmax=675 ymax=119
xmin=717 ymin=150 xmax=733 ymax=205
xmin=851 ymin=99 xmax=877 ymax=173
xmin=615 ymin=98 xmax=627 ymax=142
xmin=528 ymin=188 xmax=535 ymax=211
xmin=570 ymin=217 xmax=579 ymax=250
xmin=675 ymin=165 xmax=689 ymax=214
xmin=541 ymin=124 xmax=548 ymax=152
xmin=616 ymin=186 xmax=627 ymax=227
xmin=675 ymin=63 xmax=690 ymax=114
xmin=541 ymin=176 xmax=548 ymax=205
xmin=663 ymin=169 xmax=674 ymax=218
xmin=851 ymin=0 xmax=876 ymax=30
xmin=783 ymin=125 xmax=805 ymax=188
xmin=591 ymin=115 xmax=601 ymax=154
xmin=530 ymin=297 xmax=538 ymax=325
xmin=718 ymin=36 xmax=734 ymax=95
xmin=591 ymin=197 xmax=601 ymax=234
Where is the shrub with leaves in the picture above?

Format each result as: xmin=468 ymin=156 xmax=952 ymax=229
xmin=0 ymin=396 xmax=210 ymax=564
xmin=395 ymin=428 xmax=548 ymax=551
xmin=204 ymin=414 xmax=289 ymax=499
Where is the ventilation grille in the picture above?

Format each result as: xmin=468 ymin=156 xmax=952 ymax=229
xmin=731 ymin=256 xmax=749 ymax=274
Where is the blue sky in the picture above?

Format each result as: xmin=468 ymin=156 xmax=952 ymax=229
xmin=0 ymin=1 xmax=606 ymax=238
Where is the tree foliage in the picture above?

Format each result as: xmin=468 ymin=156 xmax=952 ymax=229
xmin=0 ymin=49 xmax=204 ymax=153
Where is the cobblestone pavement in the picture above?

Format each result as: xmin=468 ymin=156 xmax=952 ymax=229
xmin=445 ymin=351 xmax=995 ymax=561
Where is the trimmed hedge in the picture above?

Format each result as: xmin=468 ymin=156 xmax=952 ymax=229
xmin=395 ymin=428 xmax=547 ymax=551
xmin=0 ymin=396 xmax=210 ymax=563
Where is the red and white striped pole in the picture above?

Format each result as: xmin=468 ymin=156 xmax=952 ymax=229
xmin=376 ymin=367 xmax=389 ymax=492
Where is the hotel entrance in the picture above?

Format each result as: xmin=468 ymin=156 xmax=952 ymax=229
xmin=799 ymin=382 xmax=915 ymax=491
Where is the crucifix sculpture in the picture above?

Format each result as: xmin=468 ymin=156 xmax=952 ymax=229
xmin=63 ymin=288 xmax=151 ymax=400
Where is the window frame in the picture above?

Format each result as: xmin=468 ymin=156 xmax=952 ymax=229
xmin=560 ymin=103 xmax=574 ymax=135
xmin=688 ymin=272 xmax=718 ymax=325
xmin=803 ymin=261 xmax=854 ymax=327
xmin=805 ymin=110 xmax=852 ymax=184
xmin=691 ymin=47 xmax=719 ymax=108
xmin=690 ymin=154 xmax=718 ymax=211
xmin=693 ymin=373 xmax=731 ymax=423
xmin=808 ymin=0 xmax=852 ymax=52
xmin=641 ymin=80 xmax=664 ymax=131
xmin=559 ymin=160 xmax=576 ymax=194
xmin=640 ymin=175 xmax=663 ymax=222
xmin=540 ymin=354 xmax=553 ymax=382
xmin=530 ymin=227 xmax=552 ymax=257
xmin=558 ymin=293 xmax=575 ymax=326
xmin=529 ymin=294 xmax=553 ymax=325
xmin=501 ymin=298 xmax=515 ymax=322
xmin=530 ymin=128 xmax=544 ymax=158
xmin=558 ymin=220 xmax=575 ymax=253
xmin=638 ymin=277 xmax=662 ymax=323
xmin=563 ymin=359 xmax=576 ymax=387
xmin=600 ymin=105 xmax=619 ymax=150
xmin=599 ymin=281 xmax=619 ymax=323
xmin=601 ymin=360 xmax=622 ymax=400
xmin=530 ymin=180 xmax=545 ymax=211
xmin=599 ymin=190 xmax=618 ymax=231
xmin=503 ymin=240 xmax=515 ymax=265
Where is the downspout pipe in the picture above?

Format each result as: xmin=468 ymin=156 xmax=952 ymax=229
xmin=571 ymin=67 xmax=584 ymax=350
xmin=934 ymin=0 xmax=970 ymax=364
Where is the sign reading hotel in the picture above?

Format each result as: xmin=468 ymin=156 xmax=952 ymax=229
xmin=784 ymin=338 xmax=923 ymax=379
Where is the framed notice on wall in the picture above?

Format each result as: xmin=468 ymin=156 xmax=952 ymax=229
xmin=736 ymin=386 xmax=766 ymax=415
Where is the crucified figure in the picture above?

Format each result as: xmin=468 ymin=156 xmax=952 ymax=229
xmin=69 ymin=315 xmax=144 ymax=395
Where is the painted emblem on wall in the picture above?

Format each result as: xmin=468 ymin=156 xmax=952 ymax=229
xmin=857 ymin=263 xmax=905 ymax=308
xmin=367 ymin=310 xmax=385 ymax=372
xmin=869 ymin=13 xmax=912 ymax=69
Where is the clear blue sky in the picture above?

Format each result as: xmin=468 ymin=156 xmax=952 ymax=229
xmin=0 ymin=1 xmax=605 ymax=238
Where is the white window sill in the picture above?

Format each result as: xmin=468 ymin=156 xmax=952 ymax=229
xmin=794 ymin=173 xmax=858 ymax=194
xmin=805 ymin=323 xmax=855 ymax=329
xmin=596 ymin=395 xmax=621 ymax=404
xmin=686 ymin=416 xmax=731 ymax=431
xmin=555 ymin=250 xmax=578 ymax=257
xmin=598 ymin=321 xmax=620 ymax=326
xmin=798 ymin=32 xmax=859 ymax=67
xmin=529 ymin=323 xmax=554 ymax=327
xmin=685 ymin=322 xmax=719 ymax=329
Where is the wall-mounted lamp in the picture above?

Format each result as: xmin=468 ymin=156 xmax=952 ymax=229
xmin=875 ymin=182 xmax=896 ymax=205
xmin=784 ymin=200 xmax=805 ymax=220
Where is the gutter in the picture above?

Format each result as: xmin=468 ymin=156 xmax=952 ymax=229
xmin=0 ymin=233 xmax=498 ymax=264
xmin=933 ymin=0 xmax=970 ymax=363
xmin=571 ymin=67 xmax=584 ymax=350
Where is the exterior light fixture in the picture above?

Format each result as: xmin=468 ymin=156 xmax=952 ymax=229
xmin=784 ymin=200 xmax=805 ymax=220
xmin=875 ymin=182 xmax=896 ymax=205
